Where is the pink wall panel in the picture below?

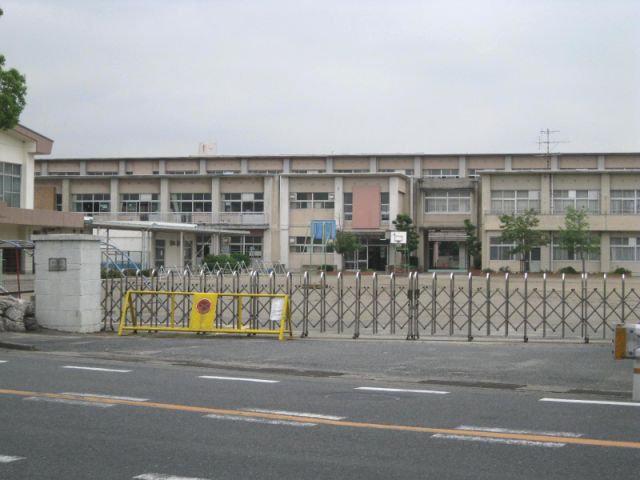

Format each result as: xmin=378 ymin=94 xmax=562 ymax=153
xmin=352 ymin=185 xmax=380 ymax=228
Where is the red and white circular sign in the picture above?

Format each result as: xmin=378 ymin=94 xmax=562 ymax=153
xmin=196 ymin=298 xmax=212 ymax=314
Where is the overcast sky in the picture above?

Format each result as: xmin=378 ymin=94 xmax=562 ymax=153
xmin=1 ymin=0 xmax=638 ymax=158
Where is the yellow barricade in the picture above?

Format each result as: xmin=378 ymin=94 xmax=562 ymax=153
xmin=118 ymin=290 xmax=293 ymax=341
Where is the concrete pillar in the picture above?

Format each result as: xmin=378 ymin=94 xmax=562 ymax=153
xmin=118 ymin=160 xmax=127 ymax=175
xmin=541 ymin=174 xmax=551 ymax=215
xmin=413 ymin=156 xmax=422 ymax=178
xmin=550 ymin=155 xmax=559 ymax=171
xmin=263 ymin=177 xmax=273 ymax=262
xmin=283 ymin=158 xmax=291 ymax=173
xmin=211 ymin=177 xmax=220 ymax=223
xmin=109 ymin=178 xmax=119 ymax=215
xmin=279 ymin=176 xmax=290 ymax=268
xmin=389 ymin=177 xmax=399 ymax=224
xmin=61 ymin=179 xmax=71 ymax=212
xmin=505 ymin=156 xmax=512 ymax=171
xmin=600 ymin=232 xmax=610 ymax=273
xmin=458 ymin=156 xmax=466 ymax=177
xmin=160 ymin=178 xmax=170 ymax=217
xmin=334 ymin=177 xmax=344 ymax=270
xmin=601 ymin=173 xmax=610 ymax=214
xmin=241 ymin=159 xmax=248 ymax=174
xmin=369 ymin=157 xmax=377 ymax=173
xmin=597 ymin=155 xmax=606 ymax=171
xmin=326 ymin=157 xmax=334 ymax=174
xmin=79 ymin=160 xmax=87 ymax=176
xmin=199 ymin=159 xmax=207 ymax=174
xmin=159 ymin=159 xmax=166 ymax=175
xmin=33 ymin=234 xmax=102 ymax=333
xmin=40 ymin=161 xmax=48 ymax=176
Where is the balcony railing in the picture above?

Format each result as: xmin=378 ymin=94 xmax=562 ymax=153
xmin=87 ymin=211 xmax=269 ymax=226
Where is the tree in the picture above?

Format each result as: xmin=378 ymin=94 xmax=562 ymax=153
xmin=392 ymin=214 xmax=419 ymax=268
xmin=557 ymin=207 xmax=600 ymax=274
xmin=330 ymin=231 xmax=361 ymax=270
xmin=463 ymin=219 xmax=481 ymax=270
xmin=0 ymin=8 xmax=28 ymax=130
xmin=498 ymin=209 xmax=548 ymax=273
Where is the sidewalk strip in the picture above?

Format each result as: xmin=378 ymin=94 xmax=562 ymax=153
xmin=62 ymin=366 xmax=131 ymax=373
xmin=199 ymin=375 xmax=278 ymax=384
xmin=540 ymin=398 xmax=640 ymax=408
xmin=432 ymin=433 xmax=566 ymax=448
xmin=243 ymin=408 xmax=345 ymax=420
xmin=24 ymin=397 xmax=115 ymax=408
xmin=0 ymin=455 xmax=24 ymax=463
xmin=456 ymin=425 xmax=583 ymax=438
xmin=134 ymin=474 xmax=211 ymax=480
xmin=204 ymin=413 xmax=316 ymax=427
xmin=61 ymin=393 xmax=148 ymax=402
xmin=355 ymin=387 xmax=449 ymax=395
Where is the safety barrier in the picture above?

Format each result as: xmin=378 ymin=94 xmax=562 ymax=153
xmin=118 ymin=290 xmax=292 ymax=340
xmin=104 ymin=271 xmax=640 ymax=341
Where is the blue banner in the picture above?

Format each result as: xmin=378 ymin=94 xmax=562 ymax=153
xmin=311 ymin=220 xmax=337 ymax=241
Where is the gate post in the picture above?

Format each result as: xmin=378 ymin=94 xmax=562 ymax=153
xmin=467 ymin=272 xmax=473 ymax=341
xmin=302 ymin=271 xmax=309 ymax=337
xmin=353 ymin=271 xmax=361 ymax=339
xmin=337 ymin=271 xmax=344 ymax=334
xmin=523 ymin=272 xmax=529 ymax=343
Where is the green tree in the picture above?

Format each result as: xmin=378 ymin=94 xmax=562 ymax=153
xmin=498 ymin=209 xmax=548 ymax=273
xmin=557 ymin=207 xmax=600 ymax=274
xmin=392 ymin=214 xmax=419 ymax=268
xmin=330 ymin=231 xmax=361 ymax=270
xmin=0 ymin=8 xmax=28 ymax=130
xmin=463 ymin=219 xmax=481 ymax=270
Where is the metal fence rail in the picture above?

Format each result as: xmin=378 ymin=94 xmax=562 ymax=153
xmin=101 ymin=271 xmax=639 ymax=341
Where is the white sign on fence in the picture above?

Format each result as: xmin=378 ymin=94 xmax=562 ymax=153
xmin=270 ymin=298 xmax=285 ymax=322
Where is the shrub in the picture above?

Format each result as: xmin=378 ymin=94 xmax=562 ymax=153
xmin=612 ymin=267 xmax=631 ymax=275
xmin=481 ymin=268 xmax=495 ymax=273
xmin=558 ymin=266 xmax=578 ymax=274
xmin=498 ymin=266 xmax=511 ymax=273
xmin=319 ymin=264 xmax=334 ymax=272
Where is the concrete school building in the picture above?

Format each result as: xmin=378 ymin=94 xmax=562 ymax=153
xmin=32 ymin=152 xmax=640 ymax=274
xmin=0 ymin=125 xmax=86 ymax=273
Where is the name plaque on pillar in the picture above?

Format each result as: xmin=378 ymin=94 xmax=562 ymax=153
xmin=48 ymin=258 xmax=67 ymax=272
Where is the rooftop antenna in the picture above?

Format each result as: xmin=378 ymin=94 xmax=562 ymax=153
xmin=537 ymin=129 xmax=569 ymax=168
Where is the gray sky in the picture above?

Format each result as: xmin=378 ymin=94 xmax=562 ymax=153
xmin=1 ymin=0 xmax=638 ymax=158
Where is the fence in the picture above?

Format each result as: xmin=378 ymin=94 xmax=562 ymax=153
xmin=101 ymin=271 xmax=640 ymax=341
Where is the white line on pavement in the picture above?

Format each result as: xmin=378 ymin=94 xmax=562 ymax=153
xmin=0 ymin=360 xmax=7 ymax=363
xmin=133 ymin=474 xmax=211 ymax=480
xmin=204 ymin=413 xmax=316 ymax=427
xmin=456 ymin=425 xmax=583 ymax=438
xmin=431 ymin=433 xmax=566 ymax=448
xmin=24 ymin=397 xmax=115 ymax=408
xmin=355 ymin=387 xmax=449 ymax=395
xmin=62 ymin=366 xmax=131 ymax=373
xmin=540 ymin=398 xmax=640 ymax=408
xmin=243 ymin=408 xmax=345 ymax=420
xmin=61 ymin=393 xmax=149 ymax=402
xmin=198 ymin=375 xmax=279 ymax=384
xmin=0 ymin=455 xmax=24 ymax=463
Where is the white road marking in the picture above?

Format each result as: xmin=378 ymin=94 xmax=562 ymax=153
xmin=204 ymin=413 xmax=316 ymax=427
xmin=198 ymin=375 xmax=279 ymax=384
xmin=243 ymin=408 xmax=345 ymax=420
xmin=0 ymin=360 xmax=7 ymax=363
xmin=61 ymin=392 xmax=149 ymax=402
xmin=62 ymin=366 xmax=131 ymax=373
xmin=24 ymin=397 xmax=115 ymax=408
xmin=355 ymin=386 xmax=449 ymax=395
xmin=134 ymin=474 xmax=211 ymax=480
xmin=540 ymin=398 xmax=640 ymax=408
xmin=431 ymin=433 xmax=566 ymax=448
xmin=0 ymin=455 xmax=24 ymax=463
xmin=456 ymin=425 xmax=583 ymax=438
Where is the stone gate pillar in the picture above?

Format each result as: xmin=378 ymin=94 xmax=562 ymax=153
xmin=32 ymin=234 xmax=101 ymax=333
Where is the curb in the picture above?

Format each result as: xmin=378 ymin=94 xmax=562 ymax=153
xmin=0 ymin=341 xmax=37 ymax=351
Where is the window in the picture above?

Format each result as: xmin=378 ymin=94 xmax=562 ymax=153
xmin=424 ymin=169 xmax=459 ymax=178
xmin=222 ymin=193 xmax=263 ymax=212
xmin=196 ymin=234 xmax=212 ymax=259
xmin=489 ymin=237 xmax=517 ymax=261
xmin=467 ymin=169 xmax=479 ymax=178
xmin=552 ymin=240 xmax=600 ymax=261
xmin=344 ymin=192 xmax=352 ymax=221
xmin=154 ymin=239 xmax=165 ymax=268
xmin=553 ymin=190 xmax=599 ymax=213
xmin=490 ymin=190 xmax=540 ymax=214
xmin=425 ymin=190 xmax=471 ymax=213
xmin=0 ymin=162 xmax=21 ymax=207
xmin=229 ymin=235 xmax=263 ymax=258
xmin=166 ymin=170 xmax=198 ymax=175
xmin=55 ymin=193 xmax=62 ymax=211
xmin=610 ymin=237 xmax=640 ymax=261
xmin=87 ymin=171 xmax=118 ymax=176
xmin=611 ymin=190 xmax=640 ymax=214
xmin=334 ymin=169 xmax=368 ymax=173
xmin=381 ymin=192 xmax=390 ymax=222
xmin=289 ymin=236 xmax=328 ymax=253
xmin=208 ymin=170 xmax=240 ymax=175
xmin=170 ymin=193 xmax=212 ymax=213
xmin=290 ymin=192 xmax=334 ymax=209
xmin=48 ymin=172 xmax=80 ymax=176
xmin=72 ymin=193 xmax=110 ymax=214
xmin=248 ymin=170 xmax=280 ymax=174
xmin=120 ymin=193 xmax=160 ymax=213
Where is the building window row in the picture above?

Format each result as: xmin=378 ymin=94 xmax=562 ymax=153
xmin=490 ymin=190 xmax=540 ymax=214
xmin=289 ymin=236 xmax=329 ymax=253
xmin=424 ymin=169 xmax=459 ymax=178
xmin=121 ymin=193 xmax=160 ymax=213
xmin=611 ymin=190 xmax=640 ymax=214
xmin=290 ymin=192 xmax=334 ymax=209
xmin=610 ymin=237 xmax=640 ymax=261
xmin=222 ymin=193 xmax=263 ymax=213
xmin=72 ymin=193 xmax=110 ymax=214
xmin=170 ymin=193 xmax=212 ymax=213
xmin=0 ymin=162 xmax=21 ymax=208
xmin=552 ymin=190 xmax=599 ymax=213
xmin=425 ymin=190 xmax=471 ymax=213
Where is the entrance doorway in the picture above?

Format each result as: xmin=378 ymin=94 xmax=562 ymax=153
xmin=429 ymin=241 xmax=463 ymax=270
xmin=343 ymin=236 xmax=389 ymax=271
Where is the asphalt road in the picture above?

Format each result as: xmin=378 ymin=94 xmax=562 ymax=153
xmin=1 ymin=343 xmax=639 ymax=479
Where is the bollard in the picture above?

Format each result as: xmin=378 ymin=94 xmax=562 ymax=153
xmin=613 ymin=323 xmax=640 ymax=401
xmin=635 ymin=348 xmax=640 ymax=402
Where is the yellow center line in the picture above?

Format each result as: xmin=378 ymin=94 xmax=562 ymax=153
xmin=2 ymin=388 xmax=639 ymax=450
